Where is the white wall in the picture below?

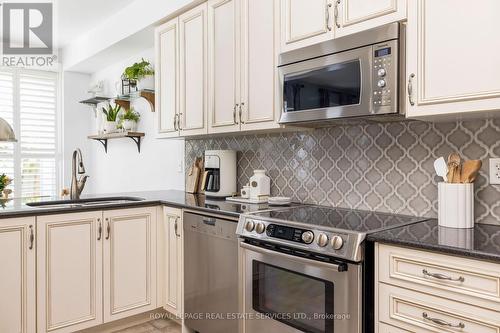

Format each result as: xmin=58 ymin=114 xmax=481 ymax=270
xmin=87 ymin=48 xmax=185 ymax=194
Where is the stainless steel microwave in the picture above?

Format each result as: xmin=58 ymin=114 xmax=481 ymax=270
xmin=279 ymin=23 xmax=404 ymax=125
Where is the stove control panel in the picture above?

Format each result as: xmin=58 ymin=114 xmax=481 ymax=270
xmin=266 ymin=223 xmax=313 ymax=244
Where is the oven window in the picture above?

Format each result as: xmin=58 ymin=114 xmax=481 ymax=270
xmin=283 ymin=60 xmax=361 ymax=112
xmin=252 ymin=261 xmax=334 ymax=333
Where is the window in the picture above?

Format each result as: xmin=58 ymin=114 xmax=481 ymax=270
xmin=0 ymin=68 xmax=59 ymax=198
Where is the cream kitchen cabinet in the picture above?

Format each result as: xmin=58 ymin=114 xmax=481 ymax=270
xmin=103 ymin=207 xmax=157 ymax=322
xmin=37 ymin=211 xmax=103 ymax=333
xmin=157 ymin=206 xmax=183 ymax=317
xmin=406 ymin=0 xmax=500 ymax=119
xmin=179 ymin=3 xmax=208 ymax=136
xmin=0 ymin=217 xmax=36 ymax=333
xmin=208 ymin=0 xmax=280 ymax=134
xmin=335 ymin=0 xmax=406 ymax=38
xmin=155 ymin=17 xmax=180 ymax=138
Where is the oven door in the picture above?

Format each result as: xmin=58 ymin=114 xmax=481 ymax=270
xmin=279 ymin=45 xmax=372 ymax=124
xmin=240 ymin=241 xmax=361 ymax=333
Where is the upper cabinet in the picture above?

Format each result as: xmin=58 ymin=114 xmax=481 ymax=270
xmin=406 ymin=0 xmax=500 ymax=118
xmin=280 ymin=0 xmax=406 ymax=52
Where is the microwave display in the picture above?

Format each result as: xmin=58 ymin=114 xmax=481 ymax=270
xmin=283 ymin=60 xmax=361 ymax=113
xmin=375 ymin=47 xmax=391 ymax=57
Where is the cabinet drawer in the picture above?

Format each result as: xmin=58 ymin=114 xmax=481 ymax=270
xmin=378 ymin=244 xmax=500 ymax=311
xmin=378 ymin=322 xmax=411 ymax=333
xmin=379 ymin=283 xmax=500 ymax=333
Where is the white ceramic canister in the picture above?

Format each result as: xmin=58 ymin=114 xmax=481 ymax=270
xmin=438 ymin=182 xmax=474 ymax=229
xmin=249 ymin=170 xmax=270 ymax=199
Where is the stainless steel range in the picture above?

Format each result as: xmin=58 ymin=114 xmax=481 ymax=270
xmin=237 ymin=205 xmax=426 ymax=333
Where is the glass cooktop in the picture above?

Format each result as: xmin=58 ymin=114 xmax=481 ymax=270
xmin=250 ymin=205 xmax=427 ymax=234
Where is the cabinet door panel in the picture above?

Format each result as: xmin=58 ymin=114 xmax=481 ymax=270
xmin=336 ymin=0 xmax=406 ymax=37
xmin=37 ymin=212 xmax=103 ymax=333
xmin=208 ymin=0 xmax=241 ymax=134
xmin=179 ymin=3 xmax=208 ymax=136
xmin=103 ymin=207 xmax=157 ymax=322
xmin=241 ymin=0 xmax=280 ymax=131
xmin=0 ymin=217 xmax=35 ymax=333
xmin=281 ymin=0 xmax=333 ymax=52
xmin=155 ymin=18 xmax=179 ymax=138
xmin=407 ymin=0 xmax=500 ymax=118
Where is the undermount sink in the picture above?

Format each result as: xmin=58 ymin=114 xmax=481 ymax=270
xmin=26 ymin=196 xmax=145 ymax=209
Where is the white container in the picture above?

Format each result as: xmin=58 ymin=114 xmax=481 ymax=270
xmin=438 ymin=183 xmax=474 ymax=229
xmin=103 ymin=120 xmax=117 ymax=133
xmin=249 ymin=170 xmax=270 ymax=200
xmin=122 ymin=119 xmax=136 ymax=131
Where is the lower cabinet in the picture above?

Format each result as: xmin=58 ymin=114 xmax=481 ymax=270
xmin=37 ymin=207 xmax=157 ymax=333
xmin=157 ymin=206 xmax=183 ymax=317
xmin=0 ymin=217 xmax=36 ymax=333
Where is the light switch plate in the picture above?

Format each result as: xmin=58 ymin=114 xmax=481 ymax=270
xmin=489 ymin=158 xmax=500 ymax=185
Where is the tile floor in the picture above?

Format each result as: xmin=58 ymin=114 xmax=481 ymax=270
xmin=112 ymin=319 xmax=181 ymax=333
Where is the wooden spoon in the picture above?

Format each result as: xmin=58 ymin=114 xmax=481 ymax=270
xmin=461 ymin=160 xmax=482 ymax=183
xmin=446 ymin=153 xmax=461 ymax=183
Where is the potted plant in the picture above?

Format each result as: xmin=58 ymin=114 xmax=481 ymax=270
xmin=0 ymin=173 xmax=12 ymax=198
xmin=123 ymin=58 xmax=154 ymax=90
xmin=119 ymin=108 xmax=141 ymax=131
xmin=102 ymin=104 xmax=122 ymax=133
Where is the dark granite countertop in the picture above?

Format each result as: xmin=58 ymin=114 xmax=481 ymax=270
xmin=0 ymin=190 xmax=271 ymax=220
xmin=367 ymin=219 xmax=500 ymax=263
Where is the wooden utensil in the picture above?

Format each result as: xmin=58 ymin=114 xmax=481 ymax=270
xmin=186 ymin=158 xmax=202 ymax=193
xmin=460 ymin=160 xmax=482 ymax=183
xmin=446 ymin=153 xmax=461 ymax=183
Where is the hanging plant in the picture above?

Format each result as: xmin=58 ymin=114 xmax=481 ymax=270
xmin=123 ymin=58 xmax=154 ymax=82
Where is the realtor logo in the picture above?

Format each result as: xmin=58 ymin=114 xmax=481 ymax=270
xmin=2 ymin=3 xmax=53 ymax=54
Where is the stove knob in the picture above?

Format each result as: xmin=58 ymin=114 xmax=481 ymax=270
xmin=245 ymin=220 xmax=255 ymax=232
xmin=377 ymin=79 xmax=386 ymax=88
xmin=331 ymin=235 xmax=344 ymax=250
xmin=255 ymin=222 xmax=266 ymax=234
xmin=301 ymin=231 xmax=314 ymax=244
xmin=377 ymin=68 xmax=386 ymax=77
xmin=316 ymin=233 xmax=329 ymax=247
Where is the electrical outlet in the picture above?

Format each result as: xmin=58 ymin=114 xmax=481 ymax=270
xmin=489 ymin=158 xmax=500 ymax=185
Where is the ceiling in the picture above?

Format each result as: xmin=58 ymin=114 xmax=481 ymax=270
xmin=56 ymin=0 xmax=136 ymax=47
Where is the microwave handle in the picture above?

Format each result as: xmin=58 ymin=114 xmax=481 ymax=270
xmin=240 ymin=241 xmax=346 ymax=272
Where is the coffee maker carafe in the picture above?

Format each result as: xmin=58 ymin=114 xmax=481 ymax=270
xmin=204 ymin=150 xmax=236 ymax=197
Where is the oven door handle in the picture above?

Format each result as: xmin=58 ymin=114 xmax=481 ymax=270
xmin=240 ymin=241 xmax=346 ymax=272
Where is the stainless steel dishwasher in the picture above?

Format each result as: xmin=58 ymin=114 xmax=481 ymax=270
xmin=183 ymin=212 xmax=239 ymax=333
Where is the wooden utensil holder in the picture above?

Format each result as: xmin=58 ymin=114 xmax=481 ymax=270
xmin=438 ymin=183 xmax=474 ymax=229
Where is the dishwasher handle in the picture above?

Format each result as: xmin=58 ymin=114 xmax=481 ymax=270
xmin=203 ymin=217 xmax=216 ymax=226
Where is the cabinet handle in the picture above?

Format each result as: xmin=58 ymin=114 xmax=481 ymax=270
xmin=97 ymin=219 xmax=102 ymax=241
xmin=334 ymin=0 xmax=340 ymax=29
xmin=28 ymin=225 xmax=34 ymax=250
xmin=422 ymin=312 xmax=465 ymax=329
xmin=422 ymin=269 xmax=465 ymax=282
xmin=326 ymin=3 xmax=333 ymax=31
xmin=174 ymin=217 xmax=181 ymax=237
xmin=408 ymin=73 xmax=415 ymax=106
xmin=177 ymin=113 xmax=183 ymax=130
xmin=105 ymin=218 xmax=110 ymax=240
xmin=173 ymin=114 xmax=178 ymax=131
xmin=239 ymin=103 xmax=245 ymax=124
xmin=233 ymin=104 xmax=239 ymax=124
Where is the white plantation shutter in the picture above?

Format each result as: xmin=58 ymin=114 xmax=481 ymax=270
xmin=0 ymin=68 xmax=59 ymax=198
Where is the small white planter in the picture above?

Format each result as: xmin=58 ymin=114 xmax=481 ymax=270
xmin=122 ymin=120 xmax=137 ymax=131
xmin=137 ymin=76 xmax=154 ymax=90
xmin=104 ymin=120 xmax=117 ymax=133
xmin=438 ymin=183 xmax=474 ymax=229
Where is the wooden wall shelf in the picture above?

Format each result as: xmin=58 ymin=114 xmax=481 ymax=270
xmin=88 ymin=131 xmax=145 ymax=153
xmin=114 ymin=89 xmax=155 ymax=111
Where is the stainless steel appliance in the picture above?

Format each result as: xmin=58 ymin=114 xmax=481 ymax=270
xmin=237 ymin=205 xmax=425 ymax=333
xmin=183 ymin=211 xmax=239 ymax=333
xmin=279 ymin=23 xmax=404 ymax=126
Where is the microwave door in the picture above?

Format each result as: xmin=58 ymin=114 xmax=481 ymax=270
xmin=280 ymin=46 xmax=372 ymax=124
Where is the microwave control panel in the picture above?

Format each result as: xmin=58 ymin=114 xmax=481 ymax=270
xmin=372 ymin=40 xmax=398 ymax=113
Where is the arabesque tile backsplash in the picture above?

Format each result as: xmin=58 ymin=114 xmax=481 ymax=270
xmin=185 ymin=119 xmax=500 ymax=225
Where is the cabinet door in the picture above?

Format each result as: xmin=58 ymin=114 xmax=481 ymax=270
xmin=103 ymin=207 xmax=157 ymax=322
xmin=208 ymin=0 xmax=241 ymax=134
xmin=37 ymin=212 xmax=103 ymax=333
xmin=281 ymin=0 xmax=334 ymax=52
xmin=336 ymin=0 xmax=406 ymax=38
xmin=406 ymin=0 xmax=500 ymax=118
xmin=240 ymin=0 xmax=280 ymax=131
xmin=179 ymin=3 xmax=208 ymax=136
xmin=0 ymin=217 xmax=36 ymax=333
xmin=155 ymin=17 xmax=180 ymax=138
xmin=157 ymin=206 xmax=183 ymax=317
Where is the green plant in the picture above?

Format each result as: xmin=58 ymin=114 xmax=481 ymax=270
xmin=0 ymin=173 xmax=12 ymax=192
xmin=119 ymin=108 xmax=140 ymax=122
xmin=102 ymin=104 xmax=122 ymax=121
xmin=123 ymin=58 xmax=154 ymax=81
